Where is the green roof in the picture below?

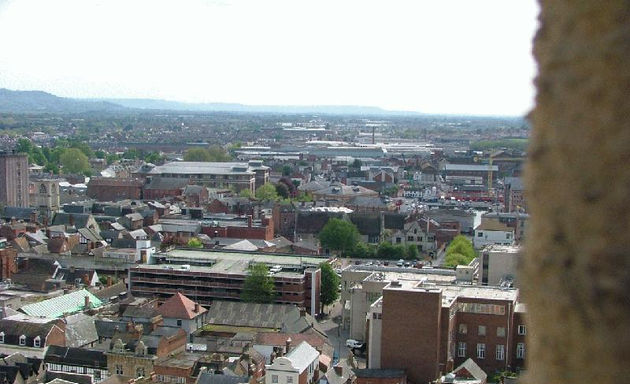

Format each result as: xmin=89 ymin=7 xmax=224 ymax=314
xmin=20 ymin=289 xmax=102 ymax=318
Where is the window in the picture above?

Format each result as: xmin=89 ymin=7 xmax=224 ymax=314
xmin=0 ymin=332 xmax=4 ymax=343
xmin=287 ymin=377 xmax=293 ymax=384
xmin=34 ymin=336 xmax=41 ymax=347
xmin=94 ymin=370 xmax=102 ymax=381
xmin=516 ymin=343 xmax=526 ymax=359
xmin=518 ymin=325 xmax=527 ymax=335
xmin=136 ymin=367 xmax=145 ymax=378
xmin=372 ymin=312 xmax=382 ymax=320
xmin=478 ymin=325 xmax=486 ymax=336
xmin=457 ymin=342 xmax=466 ymax=357
xmin=496 ymin=344 xmax=505 ymax=360
xmin=19 ymin=335 xmax=26 ymax=346
xmin=506 ymin=233 xmax=512 ymax=239
xmin=476 ymin=343 xmax=485 ymax=359
xmin=395 ymin=237 xmax=402 ymax=244
xmin=115 ymin=365 xmax=124 ymax=375
xmin=272 ymin=375 xmax=278 ymax=384
xmin=497 ymin=327 xmax=506 ymax=337
xmin=177 ymin=320 xmax=182 ymax=327
xmin=407 ymin=236 xmax=414 ymax=242
xmin=458 ymin=324 xmax=467 ymax=334
xmin=413 ymin=229 xmax=417 ymax=234
xmin=477 ymin=232 xmax=484 ymax=237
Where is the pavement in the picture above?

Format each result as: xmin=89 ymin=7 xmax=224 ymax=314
xmin=319 ymin=299 xmax=366 ymax=367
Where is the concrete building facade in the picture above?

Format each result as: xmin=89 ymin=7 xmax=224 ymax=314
xmin=0 ymin=151 xmax=29 ymax=207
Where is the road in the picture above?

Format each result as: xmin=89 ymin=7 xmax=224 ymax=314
xmin=319 ymin=300 xmax=366 ymax=367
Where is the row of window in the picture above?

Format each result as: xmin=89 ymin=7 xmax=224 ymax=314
xmin=47 ymin=363 xmax=105 ymax=380
xmin=457 ymin=343 xmax=526 ymax=360
xmin=0 ymin=332 xmax=41 ymax=347
xmin=155 ymin=374 xmax=186 ymax=383
xmin=114 ymin=365 xmax=146 ymax=378
xmin=271 ymin=374 xmax=293 ymax=383
xmin=458 ymin=324 xmax=526 ymax=336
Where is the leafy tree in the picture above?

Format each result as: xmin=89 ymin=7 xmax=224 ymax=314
xmin=95 ymin=150 xmax=106 ymax=159
xmin=377 ymin=242 xmax=406 ymax=260
xmin=255 ymin=182 xmax=279 ymax=201
xmin=406 ymin=244 xmax=419 ymax=260
xmin=241 ymin=264 xmax=276 ymax=303
xmin=281 ymin=164 xmax=292 ymax=176
xmin=275 ymin=183 xmax=290 ymax=199
xmin=319 ymin=218 xmax=360 ymax=255
xmin=188 ymin=238 xmax=204 ymax=248
xmin=351 ymin=159 xmax=363 ymax=168
xmin=60 ymin=148 xmax=89 ymax=174
xmin=320 ymin=262 xmax=340 ymax=307
xmin=444 ymin=235 xmax=477 ymax=267
xmin=238 ymin=189 xmax=253 ymax=198
xmin=144 ymin=151 xmax=164 ymax=164
xmin=70 ymin=141 xmax=94 ymax=159
xmin=279 ymin=177 xmax=297 ymax=197
xmin=184 ymin=147 xmax=213 ymax=162
xmin=123 ymin=148 xmax=141 ymax=160
xmin=351 ymin=242 xmax=377 ymax=259
xmin=15 ymin=138 xmax=33 ymax=154
xmin=207 ymin=145 xmax=231 ymax=161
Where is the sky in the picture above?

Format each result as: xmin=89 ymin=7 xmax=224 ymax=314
xmin=0 ymin=0 xmax=539 ymax=116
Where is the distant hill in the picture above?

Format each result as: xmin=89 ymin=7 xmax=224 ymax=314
xmin=0 ymin=88 xmax=421 ymax=116
xmin=0 ymin=89 xmax=126 ymax=113
xmin=93 ymin=98 xmax=422 ymax=116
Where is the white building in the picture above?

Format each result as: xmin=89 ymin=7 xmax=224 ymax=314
xmin=479 ymin=245 xmax=522 ymax=287
xmin=265 ymin=341 xmax=320 ymax=384
xmin=473 ymin=221 xmax=515 ymax=249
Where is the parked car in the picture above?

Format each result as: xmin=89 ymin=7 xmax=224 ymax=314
xmin=383 ymin=261 xmax=390 ymax=266
xmin=346 ymin=339 xmax=364 ymax=349
xmin=397 ymin=259 xmax=404 ymax=267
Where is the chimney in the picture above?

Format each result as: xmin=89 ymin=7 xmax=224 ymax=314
xmin=126 ymin=321 xmax=134 ymax=332
xmin=10 ymin=217 xmax=16 ymax=225
xmin=446 ymin=358 xmax=454 ymax=373
xmin=195 ymin=303 xmax=200 ymax=313
xmin=213 ymin=231 xmax=218 ymax=238
xmin=270 ymin=351 xmax=277 ymax=363
xmin=70 ymin=265 xmax=76 ymax=273
xmin=247 ymin=215 xmax=252 ymax=228
xmin=299 ymin=307 xmax=307 ymax=317
xmin=43 ymin=215 xmax=49 ymax=228
xmin=107 ymin=276 xmax=113 ymax=287
xmin=68 ymin=214 xmax=75 ymax=227
xmin=285 ymin=338 xmax=292 ymax=354
xmin=334 ymin=366 xmax=343 ymax=376
xmin=30 ymin=211 xmax=38 ymax=224
xmin=84 ymin=295 xmax=90 ymax=309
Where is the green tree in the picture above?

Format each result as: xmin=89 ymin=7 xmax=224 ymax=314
xmin=241 ymin=264 xmax=277 ymax=303
xmin=207 ymin=145 xmax=231 ymax=161
xmin=406 ymin=244 xmax=419 ymax=260
xmin=239 ymin=189 xmax=253 ymax=198
xmin=319 ymin=218 xmax=360 ymax=255
xmin=281 ymin=164 xmax=292 ymax=176
xmin=351 ymin=242 xmax=377 ymax=259
xmin=320 ymin=262 xmax=340 ymax=307
xmin=275 ymin=183 xmax=290 ymax=199
xmin=95 ymin=150 xmax=106 ymax=159
xmin=255 ymin=182 xmax=279 ymax=201
xmin=188 ymin=238 xmax=204 ymax=248
xmin=144 ymin=151 xmax=164 ymax=164
xmin=351 ymin=159 xmax=363 ymax=168
xmin=184 ymin=147 xmax=213 ymax=162
xmin=444 ymin=235 xmax=477 ymax=267
xmin=60 ymin=148 xmax=90 ymax=174
xmin=15 ymin=138 xmax=33 ymax=154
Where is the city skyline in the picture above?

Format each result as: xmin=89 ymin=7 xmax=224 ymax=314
xmin=0 ymin=0 xmax=539 ymax=116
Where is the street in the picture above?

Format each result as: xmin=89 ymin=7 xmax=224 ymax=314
xmin=318 ymin=300 xmax=366 ymax=367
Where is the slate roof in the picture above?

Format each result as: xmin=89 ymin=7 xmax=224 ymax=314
xmin=206 ymin=301 xmax=301 ymax=329
xmin=349 ymin=213 xmax=381 ymax=236
xmin=19 ymin=289 xmax=102 ymax=318
xmin=44 ymin=345 xmax=107 ymax=369
xmin=52 ymin=213 xmax=95 ymax=229
xmin=0 ymin=318 xmax=57 ymax=339
xmin=325 ymin=359 xmax=356 ymax=384
xmin=121 ymin=305 xmax=160 ymax=320
xmin=54 ymin=268 xmax=97 ymax=286
xmin=93 ymin=282 xmax=128 ymax=301
xmin=1 ymin=207 xmax=36 ymax=221
xmin=196 ymin=372 xmax=249 ymax=384
xmin=296 ymin=211 xmax=345 ymax=234
xmin=77 ymin=228 xmax=103 ymax=242
xmin=64 ymin=313 xmax=99 ymax=348
xmin=383 ymin=212 xmax=405 ymax=230
xmin=283 ymin=341 xmax=320 ymax=372
xmin=157 ymin=293 xmax=207 ymax=320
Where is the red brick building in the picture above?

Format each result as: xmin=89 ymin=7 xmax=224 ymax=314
xmin=87 ymin=177 xmax=145 ymax=201
xmin=375 ymin=281 xmax=525 ymax=384
xmin=201 ymin=215 xmax=274 ymax=241
xmin=355 ymin=369 xmax=406 ymax=384
xmin=0 ymin=238 xmax=17 ymax=279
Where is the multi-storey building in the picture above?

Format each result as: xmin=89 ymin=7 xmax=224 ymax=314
xmin=503 ymin=177 xmax=526 ymax=213
xmin=0 ymin=151 xmax=29 ymax=207
xmin=129 ymin=250 xmax=325 ymax=315
xmin=479 ymin=245 xmax=521 ymax=287
xmin=148 ymin=161 xmax=269 ymax=193
xmin=370 ymin=280 xmax=526 ymax=384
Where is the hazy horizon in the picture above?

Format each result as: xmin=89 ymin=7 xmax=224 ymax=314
xmin=0 ymin=0 xmax=539 ymax=116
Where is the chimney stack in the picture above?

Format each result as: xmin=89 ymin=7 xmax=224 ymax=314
xmin=107 ymin=276 xmax=113 ymax=287
xmin=247 ymin=215 xmax=252 ymax=228
xmin=195 ymin=303 xmax=200 ymax=313
xmin=70 ymin=265 xmax=76 ymax=273
xmin=84 ymin=295 xmax=90 ymax=309
xmin=334 ymin=366 xmax=343 ymax=376
xmin=285 ymin=338 xmax=292 ymax=354
xmin=30 ymin=211 xmax=38 ymax=224
xmin=299 ymin=307 xmax=307 ymax=317
xmin=68 ymin=214 xmax=75 ymax=227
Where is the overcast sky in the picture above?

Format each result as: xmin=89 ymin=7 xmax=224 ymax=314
xmin=0 ymin=0 xmax=539 ymax=116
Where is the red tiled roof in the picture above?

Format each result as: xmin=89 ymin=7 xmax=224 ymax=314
xmin=157 ymin=292 xmax=207 ymax=320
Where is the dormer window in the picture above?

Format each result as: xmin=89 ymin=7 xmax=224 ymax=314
xmin=34 ymin=336 xmax=41 ymax=347
xmin=19 ymin=335 xmax=26 ymax=346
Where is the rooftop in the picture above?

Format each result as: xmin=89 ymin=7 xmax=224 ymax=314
xmin=19 ymin=289 xmax=102 ymax=318
xmin=384 ymin=280 xmax=519 ymax=307
xmin=150 ymin=162 xmax=266 ymax=176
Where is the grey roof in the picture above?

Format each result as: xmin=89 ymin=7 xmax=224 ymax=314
xmin=504 ymin=177 xmax=524 ymax=190
xmin=207 ymin=301 xmax=305 ymax=330
xmin=143 ymin=177 xmax=189 ymax=190
xmin=125 ymin=213 xmax=144 ymax=221
xmin=62 ymin=314 xmax=99 ymax=348
xmin=196 ymin=372 xmax=249 ymax=384
xmin=293 ymin=240 xmax=319 ymax=252
xmin=52 ymin=213 xmax=94 ymax=229
xmin=93 ymin=282 xmax=128 ymax=301
xmin=283 ymin=341 xmax=320 ymax=372
xmin=150 ymin=162 xmax=257 ymax=176
xmin=443 ymin=164 xmax=499 ymax=172
xmin=77 ymin=228 xmax=103 ymax=242
xmin=325 ymin=359 xmax=356 ymax=384
xmin=1 ymin=206 xmax=36 ymax=221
